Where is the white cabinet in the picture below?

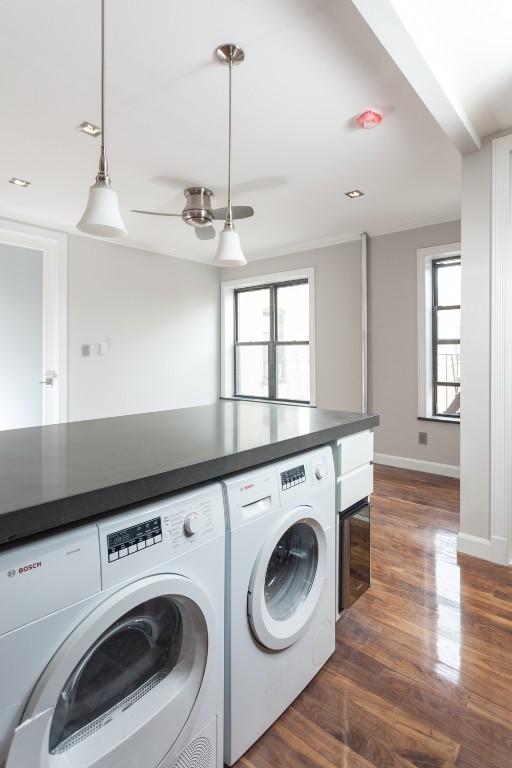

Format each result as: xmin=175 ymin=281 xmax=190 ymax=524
xmin=336 ymin=430 xmax=373 ymax=512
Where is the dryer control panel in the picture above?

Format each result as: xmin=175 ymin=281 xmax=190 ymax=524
xmin=98 ymin=483 xmax=224 ymax=589
xmin=107 ymin=517 xmax=163 ymax=563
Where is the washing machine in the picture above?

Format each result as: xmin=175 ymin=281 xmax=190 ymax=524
xmin=223 ymin=446 xmax=336 ymax=765
xmin=0 ymin=483 xmax=225 ymax=768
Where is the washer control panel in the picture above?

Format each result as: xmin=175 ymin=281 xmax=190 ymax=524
xmin=280 ymin=464 xmax=306 ymax=490
xmin=107 ymin=517 xmax=162 ymax=563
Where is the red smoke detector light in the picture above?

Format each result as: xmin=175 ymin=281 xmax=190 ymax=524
xmin=357 ymin=109 xmax=383 ymax=129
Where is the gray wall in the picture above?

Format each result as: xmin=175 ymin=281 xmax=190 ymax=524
xmin=68 ymin=236 xmax=219 ymax=422
xmin=368 ymin=221 xmax=461 ymax=467
xmin=222 ymin=241 xmax=363 ymax=412
xmin=0 ymin=243 xmax=43 ymax=429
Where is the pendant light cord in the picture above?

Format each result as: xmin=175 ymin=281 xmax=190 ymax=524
xmin=227 ymin=55 xmax=233 ymax=226
xmin=98 ymin=0 xmax=109 ymax=183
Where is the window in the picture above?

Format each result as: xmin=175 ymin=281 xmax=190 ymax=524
xmin=417 ymin=244 xmax=461 ymax=421
xmin=432 ymin=256 xmax=460 ymax=418
xmin=234 ymin=280 xmax=310 ymax=403
xmin=221 ymin=269 xmax=315 ymax=405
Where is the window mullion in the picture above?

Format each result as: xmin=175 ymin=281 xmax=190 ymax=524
xmin=269 ymin=286 xmax=276 ymax=400
xmin=432 ymin=262 xmax=438 ymax=416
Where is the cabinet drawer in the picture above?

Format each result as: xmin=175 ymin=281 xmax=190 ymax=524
xmin=337 ymin=463 xmax=373 ymax=512
xmin=337 ymin=430 xmax=373 ymax=476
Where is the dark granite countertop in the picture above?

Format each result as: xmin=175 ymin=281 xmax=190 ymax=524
xmin=0 ymin=400 xmax=378 ymax=546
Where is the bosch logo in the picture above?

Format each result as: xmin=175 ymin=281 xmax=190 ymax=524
xmin=14 ymin=561 xmax=42 ymax=575
xmin=7 ymin=569 xmax=16 ymax=578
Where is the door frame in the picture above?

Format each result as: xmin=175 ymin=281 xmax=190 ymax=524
xmin=0 ymin=218 xmax=68 ymax=425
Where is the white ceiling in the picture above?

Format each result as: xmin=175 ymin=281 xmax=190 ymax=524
xmin=0 ymin=0 xmax=460 ymax=263
xmin=389 ymin=0 xmax=512 ymax=140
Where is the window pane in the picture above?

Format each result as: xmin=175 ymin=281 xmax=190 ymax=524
xmin=276 ymin=344 xmax=309 ymax=402
xmin=435 ymin=385 xmax=460 ymax=416
xmin=437 ymin=308 xmax=460 ymax=340
xmin=436 ymin=262 xmax=461 ymax=306
xmin=277 ymin=283 xmax=309 ymax=341
xmin=436 ymin=343 xmax=460 ymax=383
xmin=237 ymin=289 xmax=270 ymax=342
xmin=236 ymin=345 xmax=269 ymax=398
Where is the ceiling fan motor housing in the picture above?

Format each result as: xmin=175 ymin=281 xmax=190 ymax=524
xmin=182 ymin=187 xmax=214 ymax=227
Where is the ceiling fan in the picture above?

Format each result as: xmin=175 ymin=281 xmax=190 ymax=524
xmin=131 ymin=186 xmax=254 ymax=241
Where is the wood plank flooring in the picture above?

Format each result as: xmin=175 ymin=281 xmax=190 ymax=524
xmin=235 ymin=465 xmax=512 ymax=768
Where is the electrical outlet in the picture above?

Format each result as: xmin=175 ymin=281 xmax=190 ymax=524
xmin=419 ymin=431 xmax=428 ymax=445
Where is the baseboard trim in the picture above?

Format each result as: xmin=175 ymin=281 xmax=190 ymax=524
xmin=457 ymin=532 xmax=510 ymax=565
xmin=457 ymin=533 xmax=491 ymax=560
xmin=374 ymin=452 xmax=460 ymax=478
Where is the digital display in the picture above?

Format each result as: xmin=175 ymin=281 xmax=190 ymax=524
xmin=107 ymin=517 xmax=162 ymax=563
xmin=281 ymin=464 xmax=306 ymax=490
xmin=109 ymin=531 xmax=131 ymax=548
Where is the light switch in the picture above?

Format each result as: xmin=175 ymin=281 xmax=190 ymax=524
xmin=98 ymin=340 xmax=109 ymax=356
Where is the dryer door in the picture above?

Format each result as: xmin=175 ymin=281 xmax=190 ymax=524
xmin=6 ymin=574 xmax=213 ymax=768
xmin=248 ymin=505 xmax=328 ymax=651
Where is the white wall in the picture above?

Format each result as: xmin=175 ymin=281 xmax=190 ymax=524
xmin=458 ymin=134 xmax=512 ymax=566
xmin=221 ymin=241 xmax=363 ymax=413
xmin=0 ymin=243 xmax=43 ymax=429
xmin=459 ymin=144 xmax=491 ymax=543
xmin=368 ymin=221 xmax=461 ymax=470
xmin=68 ymin=236 xmax=219 ymax=421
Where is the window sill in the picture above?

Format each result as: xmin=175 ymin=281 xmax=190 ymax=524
xmin=418 ymin=416 xmax=460 ymax=424
xmin=220 ymin=396 xmax=315 ymax=408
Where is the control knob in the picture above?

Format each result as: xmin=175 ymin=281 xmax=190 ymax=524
xmin=183 ymin=513 xmax=200 ymax=536
xmin=314 ymin=464 xmax=326 ymax=480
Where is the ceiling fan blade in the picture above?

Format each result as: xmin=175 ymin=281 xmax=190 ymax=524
xmin=195 ymin=225 xmax=216 ymax=241
xmin=211 ymin=205 xmax=254 ymax=221
xmin=131 ymin=209 xmax=182 ymax=217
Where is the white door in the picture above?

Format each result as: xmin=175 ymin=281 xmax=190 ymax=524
xmin=0 ymin=222 xmax=67 ymax=430
xmin=248 ymin=505 xmax=328 ymax=651
xmin=6 ymin=575 xmax=212 ymax=768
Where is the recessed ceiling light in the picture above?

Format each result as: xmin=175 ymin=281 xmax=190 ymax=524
xmin=345 ymin=189 xmax=364 ymax=198
xmin=76 ymin=121 xmax=101 ymax=137
xmin=9 ymin=177 xmax=31 ymax=187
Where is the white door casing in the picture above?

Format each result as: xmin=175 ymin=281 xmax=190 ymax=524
xmin=0 ymin=219 xmax=67 ymax=426
xmin=490 ymin=135 xmax=512 ymax=565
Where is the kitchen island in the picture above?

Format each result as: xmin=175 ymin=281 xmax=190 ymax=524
xmin=0 ymin=400 xmax=378 ymax=546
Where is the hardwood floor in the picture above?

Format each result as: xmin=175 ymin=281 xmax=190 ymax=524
xmin=235 ymin=464 xmax=512 ymax=768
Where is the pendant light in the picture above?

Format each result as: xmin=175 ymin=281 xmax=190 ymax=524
xmin=213 ymin=44 xmax=247 ymax=267
xmin=77 ymin=0 xmax=126 ymax=237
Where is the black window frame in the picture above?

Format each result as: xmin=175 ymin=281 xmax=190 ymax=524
xmin=431 ymin=255 xmax=461 ymax=419
xmin=234 ymin=278 xmax=310 ymax=404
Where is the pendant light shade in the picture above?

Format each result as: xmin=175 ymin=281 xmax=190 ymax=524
xmin=77 ymin=0 xmax=126 ymax=238
xmin=213 ymin=44 xmax=247 ymax=268
xmin=77 ymin=180 xmax=126 ymax=237
xmin=214 ymin=223 xmax=247 ymax=267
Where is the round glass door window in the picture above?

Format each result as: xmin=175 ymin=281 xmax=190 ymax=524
xmin=49 ymin=596 xmax=190 ymax=754
xmin=264 ymin=522 xmax=319 ymax=621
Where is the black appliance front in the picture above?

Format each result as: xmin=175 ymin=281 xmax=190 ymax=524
xmin=338 ymin=498 xmax=371 ymax=613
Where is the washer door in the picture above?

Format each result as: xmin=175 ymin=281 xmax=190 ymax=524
xmin=6 ymin=574 xmax=213 ymax=768
xmin=248 ymin=505 xmax=328 ymax=651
